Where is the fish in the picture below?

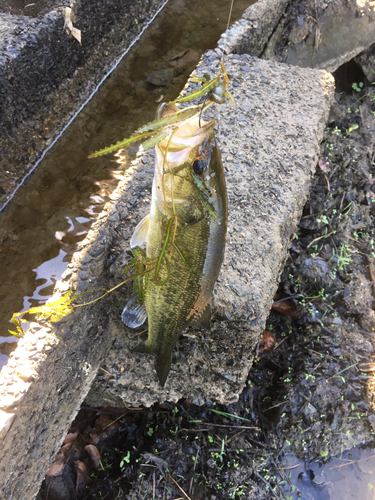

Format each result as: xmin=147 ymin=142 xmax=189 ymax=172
xmin=122 ymin=102 xmax=228 ymax=386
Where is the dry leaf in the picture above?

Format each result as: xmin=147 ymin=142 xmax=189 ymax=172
xmin=84 ymin=444 xmax=101 ymax=469
xmin=46 ymin=450 xmax=66 ymax=477
xmin=75 ymin=460 xmax=93 ymax=494
xmin=318 ymin=158 xmax=329 ymax=173
xmin=258 ymin=330 xmax=276 ymax=356
xmin=272 ymin=299 xmax=299 ymax=317
xmin=64 ymin=431 xmax=79 ymax=444
xmin=64 ymin=7 xmax=81 ymax=44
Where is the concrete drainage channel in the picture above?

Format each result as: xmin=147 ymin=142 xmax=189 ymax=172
xmin=1 ymin=0 xmax=375 ymax=498
xmin=0 ymin=0 xmax=168 ymax=208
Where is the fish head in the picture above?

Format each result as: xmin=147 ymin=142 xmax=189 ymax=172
xmin=154 ymin=105 xmax=225 ymax=223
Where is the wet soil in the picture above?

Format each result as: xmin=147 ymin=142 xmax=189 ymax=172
xmin=36 ymin=54 xmax=375 ymax=499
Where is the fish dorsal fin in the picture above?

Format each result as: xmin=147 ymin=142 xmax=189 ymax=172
xmin=130 ymin=214 xmax=150 ymax=249
xmin=121 ymin=291 xmax=147 ymax=328
xmin=156 ymin=355 xmax=172 ymax=387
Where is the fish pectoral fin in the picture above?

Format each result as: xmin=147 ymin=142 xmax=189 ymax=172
xmin=156 ymin=355 xmax=172 ymax=387
xmin=190 ymin=302 xmax=212 ymax=330
xmin=130 ymin=214 xmax=150 ymax=248
xmin=121 ymin=292 xmax=147 ymax=328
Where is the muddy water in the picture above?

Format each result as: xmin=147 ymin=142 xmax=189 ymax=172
xmin=0 ymin=0 xmax=254 ymax=358
xmin=280 ymin=445 xmax=375 ymax=499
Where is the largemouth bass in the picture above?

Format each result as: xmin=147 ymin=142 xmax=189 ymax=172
xmin=122 ymin=103 xmax=228 ymax=386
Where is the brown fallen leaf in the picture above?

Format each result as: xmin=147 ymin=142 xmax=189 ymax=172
xmin=64 ymin=431 xmax=79 ymax=444
xmin=84 ymin=444 xmax=101 ymax=469
xmin=90 ymin=414 xmax=120 ymax=444
xmin=318 ymin=158 xmax=330 ymax=173
xmin=75 ymin=460 xmax=93 ymax=495
xmin=46 ymin=450 xmax=66 ymax=477
xmin=258 ymin=330 xmax=276 ymax=356
xmin=272 ymin=299 xmax=299 ymax=317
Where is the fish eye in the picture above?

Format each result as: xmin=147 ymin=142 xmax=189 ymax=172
xmin=192 ymin=159 xmax=206 ymax=175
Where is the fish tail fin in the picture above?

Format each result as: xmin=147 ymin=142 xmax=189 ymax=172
xmin=155 ymin=355 xmax=172 ymax=387
xmin=130 ymin=342 xmax=172 ymax=387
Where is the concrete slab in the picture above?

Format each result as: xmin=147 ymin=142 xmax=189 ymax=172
xmin=84 ymin=53 xmax=334 ymax=407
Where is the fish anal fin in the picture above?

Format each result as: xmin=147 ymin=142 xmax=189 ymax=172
xmin=155 ymin=355 xmax=172 ymax=387
xmin=130 ymin=214 xmax=150 ymax=248
xmin=190 ymin=302 xmax=212 ymax=330
xmin=130 ymin=340 xmax=154 ymax=355
xmin=121 ymin=292 xmax=147 ymax=328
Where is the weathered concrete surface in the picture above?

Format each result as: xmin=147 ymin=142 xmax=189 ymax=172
xmin=219 ymin=0 xmax=375 ymax=74
xmin=0 ymin=0 xmax=168 ymax=209
xmin=218 ymin=0 xmax=289 ymax=57
xmin=355 ymin=42 xmax=375 ymax=84
xmin=262 ymin=0 xmax=375 ymax=73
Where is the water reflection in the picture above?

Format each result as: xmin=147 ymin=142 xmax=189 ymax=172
xmin=280 ymin=444 xmax=375 ymax=499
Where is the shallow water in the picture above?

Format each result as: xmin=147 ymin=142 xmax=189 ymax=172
xmin=280 ymin=444 xmax=375 ymax=499
xmin=0 ymin=0 xmax=255 ymax=361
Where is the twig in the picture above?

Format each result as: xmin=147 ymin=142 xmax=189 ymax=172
xmin=263 ymin=400 xmax=290 ymax=412
xmin=225 ymin=430 xmax=245 ymax=446
xmin=103 ymin=412 xmax=129 ymax=430
xmin=330 ymin=453 xmax=375 ymax=469
xmin=278 ymin=464 xmax=300 ymax=470
xmin=306 ymin=231 xmax=336 ymax=249
xmin=344 ymin=233 xmax=367 ymax=247
xmin=273 ymin=338 xmax=287 ymax=350
xmin=254 ymin=471 xmax=279 ymax=498
xmin=189 ymin=422 xmax=259 ymax=430
xmin=326 ymin=362 xmax=359 ymax=381
xmin=169 ymin=474 xmax=192 ymax=500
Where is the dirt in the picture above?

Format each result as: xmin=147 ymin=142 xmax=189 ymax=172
xmin=35 ymin=51 xmax=375 ymax=499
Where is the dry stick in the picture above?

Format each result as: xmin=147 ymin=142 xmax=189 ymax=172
xmin=306 ymin=231 xmax=336 ymax=249
xmin=344 ymin=233 xmax=368 ymax=247
xmin=254 ymin=471 xmax=279 ymax=499
xmin=326 ymin=362 xmax=359 ymax=381
xmin=192 ymin=422 xmax=258 ymax=430
xmin=263 ymin=400 xmax=290 ymax=412
xmin=100 ymin=366 xmax=111 ymax=376
xmin=225 ymin=429 xmax=245 ymax=446
xmin=330 ymin=453 xmax=375 ymax=469
xmin=189 ymin=447 xmax=200 ymax=495
xmin=168 ymin=474 xmax=192 ymax=500
xmin=102 ymin=412 xmax=131 ymax=430
xmin=278 ymin=464 xmax=301 ymax=471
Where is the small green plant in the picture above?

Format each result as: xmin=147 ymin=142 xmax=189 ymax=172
xmin=346 ymin=124 xmax=359 ymax=135
xmin=317 ymin=214 xmax=329 ymax=225
xmin=337 ymin=244 xmax=352 ymax=270
xmin=352 ymin=82 xmax=364 ymax=92
xmin=119 ymin=451 xmax=131 ymax=471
